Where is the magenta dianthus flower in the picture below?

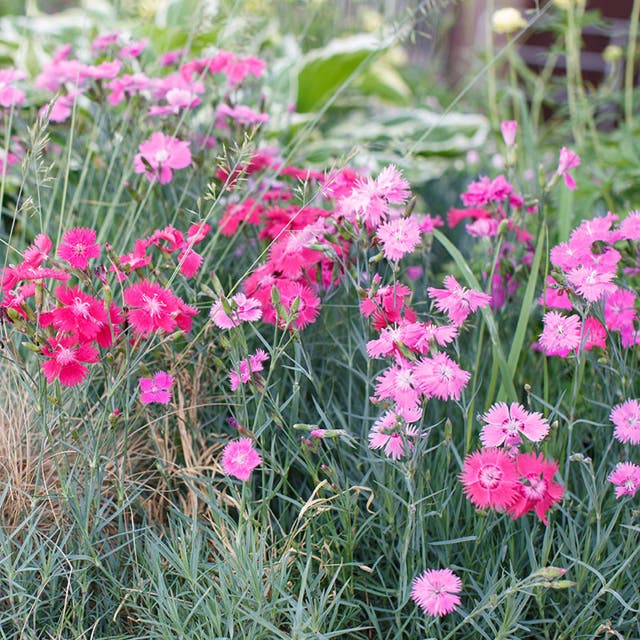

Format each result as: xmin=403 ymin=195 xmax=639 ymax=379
xmin=57 ymin=227 xmax=101 ymax=270
xmin=459 ymin=448 xmax=519 ymax=510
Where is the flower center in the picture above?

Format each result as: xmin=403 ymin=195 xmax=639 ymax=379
xmin=154 ymin=149 xmax=169 ymax=164
xmin=479 ymin=464 xmax=502 ymax=489
xmin=522 ymin=476 xmax=547 ymax=500
xmin=234 ymin=452 xmax=247 ymax=465
xmin=72 ymin=296 xmax=91 ymax=317
xmin=55 ymin=346 xmax=76 ymax=365
xmin=439 ymin=364 xmax=452 ymax=381
xmin=142 ymin=294 xmax=164 ymax=317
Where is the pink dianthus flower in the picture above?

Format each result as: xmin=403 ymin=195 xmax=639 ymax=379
xmin=41 ymin=334 xmax=99 ymax=386
xmin=375 ymin=216 xmax=422 ymax=261
xmin=556 ymin=147 xmax=581 ymax=190
xmin=123 ymin=280 xmax=181 ymax=337
xmin=413 ymin=352 xmax=470 ymax=401
xmin=57 ymin=227 xmax=101 ymax=270
xmin=229 ymin=349 xmax=269 ymax=391
xmin=411 ymin=569 xmax=462 ymax=617
xmin=539 ymin=311 xmax=582 ymax=356
xmin=610 ymin=399 xmax=640 ymax=445
xmin=608 ymin=462 xmax=640 ymax=499
xmin=139 ymin=371 xmax=174 ymax=405
xmin=480 ymin=402 xmax=549 ymax=448
xmin=221 ymin=438 xmax=262 ymax=481
xmin=133 ymin=132 xmax=192 ymax=184
xmin=210 ymin=293 xmax=262 ymax=329
xmin=368 ymin=409 xmax=421 ymax=460
xmin=459 ymin=448 xmax=519 ymax=510
xmin=427 ymin=275 xmax=491 ymax=326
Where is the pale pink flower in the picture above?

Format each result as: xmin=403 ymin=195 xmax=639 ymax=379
xmin=608 ymin=462 xmax=640 ymax=498
xmin=139 ymin=371 xmax=174 ymax=405
xmin=566 ymin=266 xmax=616 ymax=302
xmin=427 ymin=275 xmax=491 ymax=326
xmin=368 ymin=410 xmax=421 ymax=460
xmin=610 ymin=399 xmax=640 ymax=445
xmin=0 ymin=68 xmax=26 ymax=108
xmin=480 ymin=402 xmax=550 ymax=448
xmin=57 ymin=227 xmax=101 ymax=269
xmin=501 ymin=120 xmax=518 ymax=146
xmin=373 ymin=363 xmax=421 ymax=412
xmin=91 ymin=31 xmax=120 ymax=51
xmin=338 ymin=164 xmax=409 ymax=228
xmin=133 ymin=132 xmax=192 ymax=184
xmin=221 ymin=438 xmax=262 ymax=481
xmin=539 ymin=311 xmax=582 ymax=356
xmin=366 ymin=322 xmax=425 ymax=362
xmin=229 ymin=349 xmax=269 ymax=391
xmin=210 ymin=293 xmax=263 ymax=329
xmin=216 ymin=103 xmax=269 ymax=126
xmin=119 ymin=38 xmax=148 ymax=58
xmin=411 ymin=569 xmax=462 ymax=617
xmin=556 ymin=147 xmax=581 ymax=190
xmin=618 ymin=210 xmax=640 ymax=241
xmin=375 ymin=216 xmax=422 ymax=261
xmin=459 ymin=448 xmax=520 ymax=510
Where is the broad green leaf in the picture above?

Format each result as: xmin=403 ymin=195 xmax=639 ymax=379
xmin=296 ymin=33 xmax=390 ymax=113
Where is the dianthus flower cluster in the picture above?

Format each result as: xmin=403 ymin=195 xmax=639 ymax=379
xmin=460 ymin=398 xmax=562 ymax=524
xmin=363 ymin=273 xmax=489 ymax=460
xmin=460 ymin=448 xmax=564 ymax=525
xmin=0 ymin=222 xmax=207 ymax=387
xmin=539 ymin=211 xmax=640 ymax=356
xmin=607 ymin=399 xmax=640 ymax=499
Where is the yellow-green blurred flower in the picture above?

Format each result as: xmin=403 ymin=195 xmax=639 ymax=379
xmin=491 ymin=8 xmax=527 ymax=35
xmin=603 ymin=44 xmax=623 ymax=63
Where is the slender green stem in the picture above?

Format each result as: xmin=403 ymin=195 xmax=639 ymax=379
xmin=626 ymin=0 xmax=640 ymax=128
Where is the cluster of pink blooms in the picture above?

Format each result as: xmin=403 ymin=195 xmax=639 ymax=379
xmin=0 ymin=31 xmax=270 ymax=187
xmin=365 ymin=274 xmax=490 ymax=460
xmin=539 ymin=211 xmax=640 ymax=356
xmin=215 ymin=157 xmax=441 ymax=331
xmin=0 ymin=222 xmax=208 ymax=387
xmin=608 ymin=399 xmax=640 ymax=498
xmin=460 ymin=401 xmax=563 ymax=524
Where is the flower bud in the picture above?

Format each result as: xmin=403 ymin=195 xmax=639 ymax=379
xmin=501 ymin=120 xmax=518 ymax=146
